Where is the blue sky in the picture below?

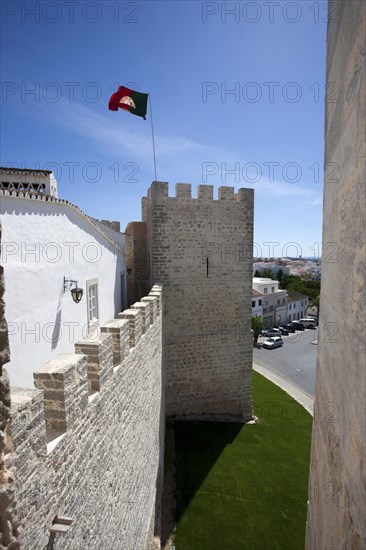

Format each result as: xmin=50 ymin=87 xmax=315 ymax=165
xmin=1 ymin=0 xmax=327 ymax=257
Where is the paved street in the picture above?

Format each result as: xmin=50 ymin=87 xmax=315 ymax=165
xmin=253 ymin=329 xmax=318 ymax=398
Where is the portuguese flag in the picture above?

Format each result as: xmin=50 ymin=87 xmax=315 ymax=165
xmin=108 ymin=86 xmax=148 ymax=120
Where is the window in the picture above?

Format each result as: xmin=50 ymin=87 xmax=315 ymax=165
xmin=277 ymin=299 xmax=280 ymax=305
xmin=120 ymin=273 xmax=126 ymax=311
xmin=282 ymin=298 xmax=285 ymax=304
xmin=264 ymin=288 xmax=268 ymax=294
xmin=289 ymin=304 xmax=292 ymax=310
xmin=259 ymin=299 xmax=262 ymax=306
xmin=252 ymin=301 xmax=255 ymax=308
xmin=271 ymin=287 xmax=275 ymax=293
xmin=86 ymin=278 xmax=99 ymax=332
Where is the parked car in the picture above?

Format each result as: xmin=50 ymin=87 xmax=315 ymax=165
xmin=261 ymin=328 xmax=282 ymax=337
xmin=283 ymin=323 xmax=296 ymax=333
xmin=299 ymin=318 xmax=317 ymax=329
xmin=278 ymin=326 xmax=289 ymax=335
xmin=262 ymin=336 xmax=284 ymax=349
xmin=292 ymin=321 xmax=305 ymax=331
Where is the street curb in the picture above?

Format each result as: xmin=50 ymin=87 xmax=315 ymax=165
xmin=253 ymin=362 xmax=315 ymax=417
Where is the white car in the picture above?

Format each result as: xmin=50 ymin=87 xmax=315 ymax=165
xmin=299 ymin=318 xmax=317 ymax=329
xmin=262 ymin=336 xmax=284 ymax=349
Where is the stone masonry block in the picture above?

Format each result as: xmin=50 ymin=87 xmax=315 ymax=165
xmin=151 ymin=181 xmax=168 ymax=205
xmin=148 ymin=292 xmax=161 ymax=314
xmin=101 ymin=319 xmax=129 ymax=367
xmin=75 ymin=333 xmax=113 ymax=394
xmin=197 ymin=185 xmax=214 ymax=200
xmin=9 ymin=387 xmax=47 ymax=455
xmin=131 ymin=302 xmax=150 ymax=334
xmin=118 ymin=309 xmax=142 ymax=348
xmin=34 ymin=354 xmax=88 ymax=435
xmin=235 ymin=187 xmax=254 ymax=207
xmin=218 ymin=186 xmax=234 ymax=200
xmin=175 ymin=183 xmax=191 ymax=198
xmin=141 ymin=296 xmax=158 ymax=323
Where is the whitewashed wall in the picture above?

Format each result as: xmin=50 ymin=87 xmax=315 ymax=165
xmin=0 ymin=195 xmax=125 ymax=387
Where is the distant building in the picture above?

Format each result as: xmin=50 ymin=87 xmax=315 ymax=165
xmin=252 ymin=277 xmax=287 ymax=327
xmin=287 ymin=290 xmax=309 ymax=322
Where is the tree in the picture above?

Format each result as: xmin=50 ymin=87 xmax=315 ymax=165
xmin=277 ymin=268 xmax=283 ymax=283
xmin=254 ymin=269 xmax=261 ymax=277
xmin=251 ymin=316 xmax=263 ymax=346
xmin=262 ymin=268 xmax=276 ymax=280
xmin=307 ymin=295 xmax=320 ymax=318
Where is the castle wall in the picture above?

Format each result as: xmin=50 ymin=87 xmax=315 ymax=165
xmin=0 ymin=222 xmax=20 ymax=549
xmin=306 ymin=2 xmax=366 ymax=548
xmin=125 ymin=222 xmax=150 ymax=307
xmin=5 ymin=286 xmax=164 ymax=550
xmin=143 ymin=182 xmax=254 ymax=421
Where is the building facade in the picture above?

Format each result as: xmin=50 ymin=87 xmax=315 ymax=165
xmin=252 ymin=277 xmax=287 ymax=327
xmin=251 ymin=289 xmax=263 ymax=319
xmin=0 ymin=170 xmax=126 ymax=388
xmin=286 ymin=290 xmax=309 ymax=322
xmin=0 ymin=166 xmax=58 ymax=197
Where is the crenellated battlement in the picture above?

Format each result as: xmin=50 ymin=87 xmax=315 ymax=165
xmin=146 ymin=180 xmax=253 ymax=203
xmin=6 ymin=284 xmax=163 ymax=549
xmin=9 ymin=284 xmax=162 ymax=451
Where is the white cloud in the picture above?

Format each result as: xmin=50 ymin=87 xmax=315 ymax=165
xmin=36 ymin=100 xmax=203 ymax=168
xmin=32 ymin=100 xmax=323 ymax=210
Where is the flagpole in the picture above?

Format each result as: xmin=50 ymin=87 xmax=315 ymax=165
xmin=149 ymin=94 xmax=157 ymax=180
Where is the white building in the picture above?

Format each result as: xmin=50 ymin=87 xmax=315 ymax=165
xmin=0 ymin=166 xmax=58 ymax=197
xmin=252 ymin=277 xmax=287 ymax=328
xmin=251 ymin=289 xmax=263 ymax=318
xmin=287 ymin=290 xmax=309 ymax=322
xmin=0 ymin=168 xmax=126 ymax=387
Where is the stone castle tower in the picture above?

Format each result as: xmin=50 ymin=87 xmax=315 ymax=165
xmin=127 ymin=182 xmax=254 ymax=422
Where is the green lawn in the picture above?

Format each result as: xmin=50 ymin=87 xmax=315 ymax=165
xmin=174 ymin=371 xmax=313 ymax=549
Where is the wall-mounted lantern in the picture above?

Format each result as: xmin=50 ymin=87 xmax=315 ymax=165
xmin=63 ymin=277 xmax=84 ymax=303
xmin=126 ymin=266 xmax=133 ymax=275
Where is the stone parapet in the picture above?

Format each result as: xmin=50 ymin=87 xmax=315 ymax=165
xmin=131 ymin=302 xmax=150 ymax=334
xmin=118 ymin=308 xmax=142 ymax=348
xmin=75 ymin=332 xmax=114 ymax=394
xmin=6 ymin=285 xmax=164 ymax=550
xmin=100 ymin=318 xmax=129 ymax=367
xmin=34 ymin=354 xmax=88 ymax=436
xmin=141 ymin=295 xmax=158 ymax=325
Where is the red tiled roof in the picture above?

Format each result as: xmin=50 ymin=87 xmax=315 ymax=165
xmin=252 ymin=289 xmax=264 ymax=297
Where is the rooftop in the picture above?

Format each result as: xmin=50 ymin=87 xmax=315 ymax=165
xmin=287 ymin=290 xmax=309 ymax=302
xmin=0 ymin=166 xmax=52 ymax=175
xmin=252 ymin=289 xmax=264 ymax=297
